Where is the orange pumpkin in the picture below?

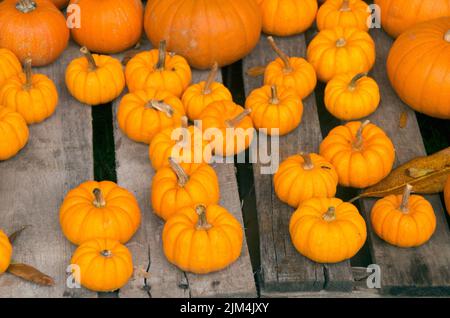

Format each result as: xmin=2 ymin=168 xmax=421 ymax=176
xmin=371 ymin=184 xmax=436 ymax=247
xmin=375 ymin=0 xmax=450 ymax=38
xmin=0 ymin=58 xmax=58 ymax=124
xmin=60 ymin=180 xmax=141 ymax=245
xmin=117 ymin=88 xmax=185 ymax=144
xmin=181 ymin=63 xmax=233 ymax=121
xmin=0 ymin=108 xmax=29 ymax=161
xmin=68 ymin=0 xmax=143 ymax=54
xmin=290 ymin=198 xmax=367 ymax=263
xmin=0 ymin=230 xmax=13 ymax=274
xmin=387 ymin=18 xmax=450 ymax=119
xmin=264 ymin=37 xmax=317 ymax=99
xmin=65 ymin=47 xmax=125 ymax=106
xmin=144 ymin=0 xmax=262 ymax=69
xmin=307 ymin=27 xmax=375 ymax=82
xmin=245 ymin=85 xmax=303 ymax=136
xmin=445 ymin=175 xmax=450 ymax=215
xmin=198 ymin=100 xmax=254 ymax=157
xmin=125 ymin=40 xmax=192 ymax=97
xmin=324 ymin=72 xmax=380 ymax=120
xmin=0 ymin=0 xmax=69 ymax=66
xmin=274 ymin=153 xmax=338 ymax=208
xmin=151 ymin=159 xmax=220 ymax=221
xmin=317 ymin=0 xmax=370 ymax=31
xmin=320 ymin=120 xmax=395 ymax=188
xmin=0 ymin=48 xmax=22 ymax=88
xmin=51 ymin=0 xmax=69 ymax=9
xmin=258 ymin=0 xmax=318 ymax=36
xmin=163 ymin=204 xmax=243 ymax=274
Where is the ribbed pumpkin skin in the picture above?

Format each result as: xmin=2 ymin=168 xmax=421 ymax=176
xmin=274 ymin=154 xmax=338 ymax=208
xmin=0 ymin=49 xmax=22 ymax=88
xmin=307 ymin=27 xmax=375 ymax=82
xmin=371 ymin=195 xmax=436 ymax=247
xmin=0 ymin=108 xmax=29 ymax=161
xmin=60 ymin=180 xmax=141 ymax=245
xmin=151 ymin=163 xmax=220 ymax=221
xmin=375 ymin=0 xmax=450 ymax=38
xmin=70 ymin=239 xmax=133 ymax=292
xmin=0 ymin=230 xmax=12 ymax=274
xmin=289 ymin=198 xmax=367 ymax=263
xmin=69 ymin=0 xmax=143 ymax=54
xmin=445 ymin=176 xmax=450 ymax=215
xmin=0 ymin=0 xmax=69 ymax=66
xmin=258 ymin=0 xmax=317 ymax=36
xmin=317 ymin=0 xmax=370 ymax=31
xmin=320 ymin=121 xmax=395 ymax=188
xmin=386 ymin=18 xmax=450 ymax=119
xmin=51 ymin=0 xmax=69 ymax=9
xmin=163 ymin=205 xmax=243 ymax=274
xmin=144 ymin=0 xmax=262 ymax=69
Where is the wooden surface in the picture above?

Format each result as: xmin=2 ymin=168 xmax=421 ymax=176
xmin=242 ymin=35 xmax=354 ymax=294
xmin=113 ymin=45 xmax=257 ymax=297
xmin=0 ymin=42 xmax=96 ymax=298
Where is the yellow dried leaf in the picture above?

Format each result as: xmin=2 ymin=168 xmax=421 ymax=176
xmin=246 ymin=66 xmax=266 ymax=77
xmin=399 ymin=111 xmax=408 ymax=128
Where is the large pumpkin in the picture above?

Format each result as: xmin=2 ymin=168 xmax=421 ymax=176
xmin=0 ymin=0 xmax=69 ymax=66
xmin=387 ymin=18 xmax=450 ymax=119
xmin=68 ymin=0 xmax=143 ymax=54
xmin=0 ymin=230 xmax=12 ymax=274
xmin=375 ymin=0 xmax=450 ymax=38
xmin=143 ymin=0 xmax=262 ymax=69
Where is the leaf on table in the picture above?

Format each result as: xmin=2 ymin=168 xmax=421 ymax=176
xmin=8 ymin=225 xmax=31 ymax=245
xmin=399 ymin=111 xmax=408 ymax=128
xmin=246 ymin=66 xmax=266 ymax=77
xmin=7 ymin=263 xmax=54 ymax=286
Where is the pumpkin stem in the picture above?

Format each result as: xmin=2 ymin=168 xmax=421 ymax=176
xmin=270 ymin=85 xmax=279 ymax=104
xmin=16 ymin=0 xmax=36 ymax=13
xmin=445 ymin=30 xmax=450 ymax=43
xmin=323 ymin=207 xmax=337 ymax=222
xmin=349 ymin=72 xmax=368 ymax=91
xmin=23 ymin=57 xmax=33 ymax=91
xmin=100 ymin=250 xmax=113 ymax=258
xmin=156 ymin=40 xmax=167 ymax=71
xmin=169 ymin=157 xmax=189 ymax=187
xmin=336 ymin=38 xmax=347 ymax=48
xmin=340 ymin=0 xmax=351 ymax=12
xmin=146 ymin=100 xmax=174 ymax=118
xmin=93 ymin=188 xmax=106 ymax=208
xmin=80 ymin=47 xmax=97 ymax=71
xmin=353 ymin=120 xmax=370 ymax=150
xmin=203 ymin=62 xmax=219 ymax=94
xmin=400 ymin=184 xmax=413 ymax=213
xmin=267 ymin=36 xmax=292 ymax=72
xmin=300 ymin=152 xmax=314 ymax=170
xmin=195 ymin=205 xmax=212 ymax=231
xmin=225 ymin=109 xmax=252 ymax=128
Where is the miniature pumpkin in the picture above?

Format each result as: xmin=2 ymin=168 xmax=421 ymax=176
xmin=375 ymin=0 xmax=450 ymax=38
xmin=274 ymin=153 xmax=338 ymax=208
xmin=0 ymin=58 xmax=58 ymax=124
xmin=117 ymin=88 xmax=185 ymax=144
xmin=317 ymin=0 xmax=370 ymax=31
xmin=320 ymin=120 xmax=395 ymax=188
xmin=324 ymin=72 xmax=380 ymax=120
xmin=290 ymin=197 xmax=367 ymax=263
xmin=163 ymin=204 xmax=243 ymax=274
xmin=181 ymin=63 xmax=233 ymax=121
xmin=70 ymin=238 xmax=133 ymax=292
xmin=0 ymin=49 xmax=22 ymax=88
xmin=258 ymin=0 xmax=317 ymax=36
xmin=51 ymin=0 xmax=69 ymax=9
xmin=125 ymin=40 xmax=192 ymax=97
xmin=386 ymin=17 xmax=450 ymax=119
xmin=68 ymin=0 xmax=143 ymax=54
xmin=445 ymin=176 xmax=450 ymax=214
xmin=0 ymin=107 xmax=29 ymax=161
xmin=198 ymin=100 xmax=254 ymax=157
xmin=0 ymin=230 xmax=13 ymax=274
xmin=60 ymin=180 xmax=141 ymax=245
xmin=264 ymin=37 xmax=317 ymax=99
xmin=144 ymin=0 xmax=262 ymax=69
xmin=245 ymin=85 xmax=303 ymax=136
xmin=307 ymin=27 xmax=375 ymax=82
xmin=371 ymin=184 xmax=436 ymax=247
xmin=149 ymin=118 xmax=213 ymax=170
xmin=65 ymin=47 xmax=125 ymax=106
xmin=152 ymin=159 xmax=220 ymax=221
xmin=0 ymin=0 xmax=69 ymax=66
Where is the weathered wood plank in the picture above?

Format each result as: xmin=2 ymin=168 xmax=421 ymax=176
xmin=242 ymin=35 xmax=354 ymax=294
xmin=114 ymin=42 xmax=256 ymax=298
xmin=0 ymin=41 xmax=96 ymax=298
xmin=360 ymin=29 xmax=450 ymax=296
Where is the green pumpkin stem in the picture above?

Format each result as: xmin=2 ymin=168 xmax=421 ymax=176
xmin=445 ymin=30 xmax=450 ymax=42
xmin=340 ymin=0 xmax=351 ymax=12
xmin=267 ymin=36 xmax=292 ymax=72
xmin=400 ymin=184 xmax=413 ymax=213
xmin=300 ymin=152 xmax=314 ymax=170
xmin=195 ymin=205 xmax=212 ymax=230
xmin=203 ymin=62 xmax=219 ymax=94
xmin=100 ymin=250 xmax=113 ymax=258
xmin=23 ymin=58 xmax=33 ymax=91
xmin=225 ymin=109 xmax=252 ymax=128
xmin=348 ymin=72 xmax=368 ymax=91
xmin=156 ymin=40 xmax=167 ymax=70
xmin=93 ymin=188 xmax=106 ymax=208
xmin=353 ymin=120 xmax=370 ymax=150
xmin=146 ymin=100 xmax=174 ymax=118
xmin=336 ymin=38 xmax=347 ymax=48
xmin=323 ymin=207 xmax=337 ymax=222
xmin=169 ymin=157 xmax=189 ymax=187
xmin=80 ymin=47 xmax=97 ymax=71
xmin=16 ymin=0 xmax=36 ymax=13
xmin=270 ymin=85 xmax=279 ymax=104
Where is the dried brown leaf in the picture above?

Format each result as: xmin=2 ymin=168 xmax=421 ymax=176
xmin=7 ymin=263 xmax=54 ymax=286
xmin=246 ymin=66 xmax=266 ymax=77
xmin=399 ymin=111 xmax=408 ymax=128
xmin=8 ymin=225 xmax=30 ymax=245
